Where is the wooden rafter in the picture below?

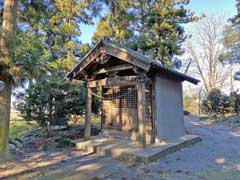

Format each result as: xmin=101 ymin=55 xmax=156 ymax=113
xmin=87 ymin=76 xmax=138 ymax=88
xmin=103 ymin=43 xmax=150 ymax=71
xmin=95 ymin=64 xmax=133 ymax=75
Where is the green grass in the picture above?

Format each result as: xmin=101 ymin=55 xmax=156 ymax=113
xmin=92 ymin=115 xmax=101 ymax=124
xmin=10 ymin=112 xmax=37 ymax=138
xmin=9 ymin=113 xmax=101 ymax=138
xmin=68 ymin=114 xmax=101 ymax=125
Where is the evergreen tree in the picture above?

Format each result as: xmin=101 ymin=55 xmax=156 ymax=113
xmin=93 ymin=0 xmax=134 ymax=44
xmin=221 ymin=1 xmax=240 ymax=81
xmin=0 ymin=0 xmax=102 ymax=161
xmin=16 ymin=0 xmax=102 ymax=125
xmin=18 ymin=76 xmax=87 ymax=126
xmin=230 ymin=0 xmax=240 ymax=25
xmin=45 ymin=0 xmax=101 ymax=72
xmin=93 ymin=0 xmax=198 ymax=66
xmin=220 ymin=26 xmax=240 ymax=81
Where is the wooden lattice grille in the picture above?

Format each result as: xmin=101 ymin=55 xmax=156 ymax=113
xmin=103 ymin=86 xmax=137 ymax=108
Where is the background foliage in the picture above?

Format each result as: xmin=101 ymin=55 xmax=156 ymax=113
xmin=93 ymin=0 xmax=200 ymax=66
xmin=201 ymin=89 xmax=240 ymax=116
xmin=12 ymin=0 xmax=200 ymax=125
xmin=17 ymin=77 xmax=86 ymax=126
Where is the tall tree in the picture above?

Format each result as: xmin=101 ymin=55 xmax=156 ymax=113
xmin=93 ymin=0 xmax=134 ymax=44
xmin=0 ymin=0 xmax=18 ymax=162
xmin=45 ymin=0 xmax=101 ymax=72
xmin=220 ymin=25 xmax=240 ymax=82
xmin=230 ymin=0 xmax=240 ymax=25
xmin=220 ymin=0 xmax=240 ymax=82
xmin=93 ymin=0 xmax=198 ymax=66
xmin=0 ymin=0 xmax=102 ymax=161
xmin=186 ymin=15 xmax=231 ymax=95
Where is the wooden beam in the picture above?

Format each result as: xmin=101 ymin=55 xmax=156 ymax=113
xmin=103 ymin=43 xmax=150 ymax=71
xmin=87 ymin=78 xmax=107 ymax=88
xmin=137 ymin=79 xmax=146 ymax=148
xmin=87 ymin=77 xmax=137 ymax=88
xmin=96 ymin=53 xmax=111 ymax=64
xmin=73 ymin=49 xmax=103 ymax=79
xmin=84 ymin=87 xmax=92 ymax=140
xmin=133 ymin=66 xmax=147 ymax=75
xmin=96 ymin=64 xmax=133 ymax=75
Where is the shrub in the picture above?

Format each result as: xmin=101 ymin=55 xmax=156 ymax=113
xmin=229 ymin=91 xmax=240 ymax=115
xmin=201 ymin=89 xmax=240 ymax=116
xmin=57 ymin=138 xmax=74 ymax=148
xmin=184 ymin=110 xmax=190 ymax=115
xmin=17 ymin=76 xmax=87 ymax=127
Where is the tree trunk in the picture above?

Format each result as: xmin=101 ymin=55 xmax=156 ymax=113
xmin=0 ymin=0 xmax=18 ymax=162
xmin=0 ymin=78 xmax=12 ymax=162
xmin=0 ymin=0 xmax=17 ymax=59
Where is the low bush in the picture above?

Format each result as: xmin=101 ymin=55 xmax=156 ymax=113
xmin=17 ymin=77 xmax=88 ymax=127
xmin=201 ymin=89 xmax=240 ymax=116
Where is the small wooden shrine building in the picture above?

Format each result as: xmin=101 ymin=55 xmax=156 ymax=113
xmin=67 ymin=39 xmax=199 ymax=148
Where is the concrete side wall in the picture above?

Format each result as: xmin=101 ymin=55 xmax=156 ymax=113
xmin=155 ymin=75 xmax=185 ymax=140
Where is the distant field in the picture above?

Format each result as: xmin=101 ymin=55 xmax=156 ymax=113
xmin=9 ymin=112 xmax=101 ymax=138
xmin=10 ymin=112 xmax=37 ymax=138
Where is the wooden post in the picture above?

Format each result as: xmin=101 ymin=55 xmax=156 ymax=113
xmin=151 ymin=79 xmax=156 ymax=144
xmin=84 ymin=87 xmax=92 ymax=140
xmin=137 ymin=78 xmax=146 ymax=148
xmin=101 ymin=87 xmax=103 ymax=132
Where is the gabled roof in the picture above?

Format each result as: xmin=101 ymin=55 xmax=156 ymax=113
xmin=67 ymin=39 xmax=200 ymax=85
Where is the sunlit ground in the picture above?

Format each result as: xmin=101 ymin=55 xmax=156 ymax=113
xmin=1 ymin=114 xmax=239 ymax=180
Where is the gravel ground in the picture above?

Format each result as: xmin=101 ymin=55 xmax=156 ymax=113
xmin=144 ymin=115 xmax=240 ymax=180
xmin=1 ymin=115 xmax=240 ymax=180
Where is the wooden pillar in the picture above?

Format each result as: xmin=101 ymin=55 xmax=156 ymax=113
xmin=151 ymin=78 xmax=156 ymax=143
xmin=84 ymin=87 xmax=92 ymax=140
xmin=137 ymin=78 xmax=146 ymax=148
xmin=100 ymin=87 xmax=103 ymax=132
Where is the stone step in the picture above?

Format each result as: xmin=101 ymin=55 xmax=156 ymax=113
xmin=73 ymin=134 xmax=201 ymax=164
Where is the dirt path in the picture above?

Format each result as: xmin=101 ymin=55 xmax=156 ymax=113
xmin=1 ymin=115 xmax=240 ymax=180
xmin=145 ymin=115 xmax=240 ymax=180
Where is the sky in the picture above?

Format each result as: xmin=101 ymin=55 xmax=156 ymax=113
xmin=80 ymin=0 xmax=237 ymax=44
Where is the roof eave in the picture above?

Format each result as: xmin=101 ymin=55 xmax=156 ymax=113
xmin=150 ymin=63 xmax=200 ymax=85
xmin=66 ymin=40 xmax=104 ymax=80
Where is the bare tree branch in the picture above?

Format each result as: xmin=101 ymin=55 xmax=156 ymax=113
xmin=185 ymin=14 xmax=230 ymax=94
